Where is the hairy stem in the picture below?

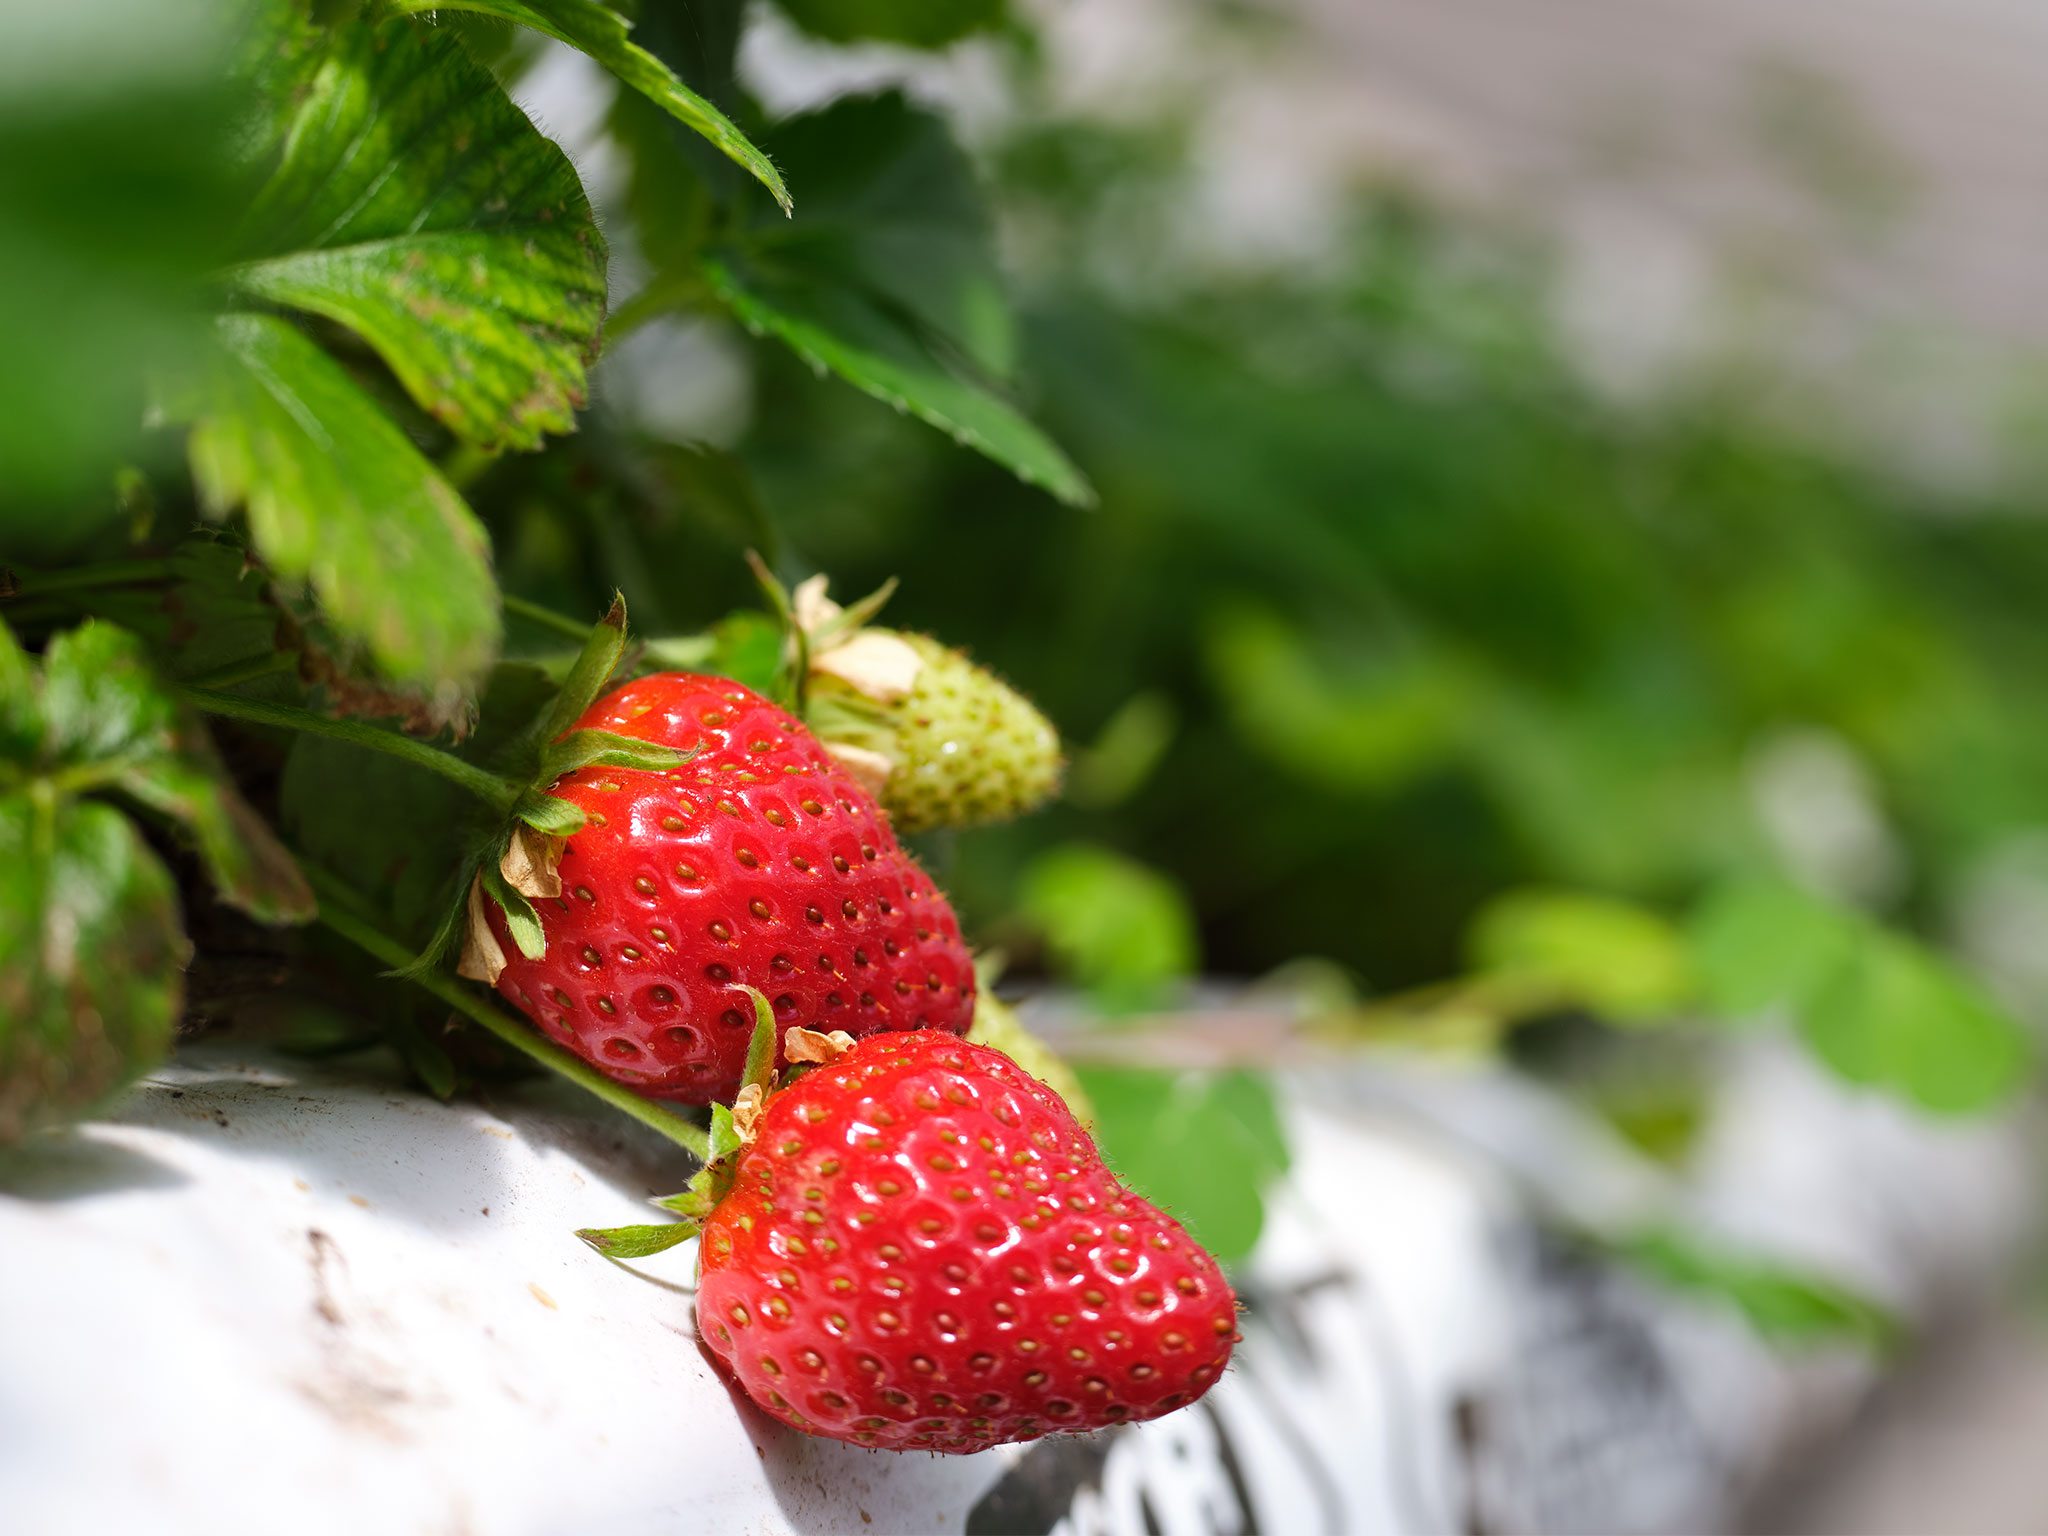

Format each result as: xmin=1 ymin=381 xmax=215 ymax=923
xmin=503 ymin=594 xmax=596 ymax=642
xmin=305 ymin=865 xmax=711 ymax=1160
xmin=181 ymin=650 xmax=299 ymax=690
xmin=184 ymin=688 xmax=522 ymax=811
xmin=4 ymin=558 xmax=177 ymax=597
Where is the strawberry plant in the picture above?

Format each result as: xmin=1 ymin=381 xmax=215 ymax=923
xmin=7 ymin=0 xmax=2046 ymax=1459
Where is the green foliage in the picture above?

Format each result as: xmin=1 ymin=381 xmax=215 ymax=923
xmin=0 ymin=0 xmax=236 ymax=518
xmin=229 ymin=10 xmax=608 ymax=451
xmin=1620 ymin=1229 xmax=1898 ymax=1348
xmin=177 ymin=315 xmax=503 ymax=691
xmin=1016 ymin=843 xmax=1198 ymax=1014
xmin=1074 ymin=1067 xmax=1289 ymax=1264
xmin=0 ymin=618 xmax=314 ymax=1140
xmin=388 ymin=0 xmax=791 ymax=213
xmin=1205 ymin=601 xmax=1470 ymax=796
xmin=1469 ymin=888 xmax=1693 ymax=1024
xmin=1691 ymin=879 xmax=2029 ymax=1113
xmin=774 ymin=0 xmax=1006 ymax=50
xmin=700 ymin=93 xmax=1092 ymax=506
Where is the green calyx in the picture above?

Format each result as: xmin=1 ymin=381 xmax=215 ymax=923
xmin=576 ymin=987 xmax=780 ymax=1260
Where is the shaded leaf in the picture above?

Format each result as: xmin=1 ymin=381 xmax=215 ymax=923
xmin=32 ymin=621 xmax=312 ymax=923
xmin=704 ymin=93 xmax=1090 ymax=505
xmin=1073 ymin=1067 xmax=1288 ymax=1264
xmin=176 ymin=312 xmax=501 ymax=690
xmin=0 ymin=795 xmax=186 ymax=1143
xmin=773 ymin=0 xmax=1005 ymax=49
xmin=386 ymin=0 xmax=789 ymax=213
xmin=229 ymin=10 xmax=607 ymax=451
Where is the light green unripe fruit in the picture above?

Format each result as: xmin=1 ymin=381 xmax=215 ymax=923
xmin=809 ymin=630 xmax=1062 ymax=836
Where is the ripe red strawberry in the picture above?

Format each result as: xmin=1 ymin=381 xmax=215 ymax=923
xmin=486 ymin=674 xmax=975 ymax=1103
xmin=696 ymin=1031 xmax=1238 ymax=1453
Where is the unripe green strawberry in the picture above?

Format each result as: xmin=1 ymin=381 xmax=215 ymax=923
xmin=809 ymin=631 xmax=1061 ymax=836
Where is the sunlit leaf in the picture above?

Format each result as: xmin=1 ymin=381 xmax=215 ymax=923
xmin=1803 ymin=928 xmax=2028 ymax=1115
xmin=229 ymin=10 xmax=607 ymax=451
xmin=1468 ymin=887 xmax=1692 ymax=1024
xmin=1689 ymin=877 xmax=2029 ymax=1114
xmin=176 ymin=313 xmax=501 ymax=690
xmin=1016 ymin=843 xmax=1196 ymax=1014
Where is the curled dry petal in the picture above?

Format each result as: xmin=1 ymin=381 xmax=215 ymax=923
xmin=792 ymin=574 xmax=841 ymax=635
xmin=810 ymin=631 xmax=924 ymax=704
xmin=500 ymin=824 xmax=565 ymax=900
xmin=783 ymin=1026 xmax=855 ymax=1065
xmin=731 ymin=1081 xmax=767 ymax=1143
xmin=456 ymin=873 xmax=509 ymax=984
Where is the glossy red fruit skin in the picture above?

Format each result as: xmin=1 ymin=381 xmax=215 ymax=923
xmin=486 ymin=673 xmax=975 ymax=1104
xmin=696 ymin=1033 xmax=1238 ymax=1454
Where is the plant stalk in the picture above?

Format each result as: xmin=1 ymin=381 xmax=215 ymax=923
xmin=184 ymin=688 xmax=522 ymax=811
xmin=2 ymin=558 xmax=177 ymax=598
xmin=305 ymin=865 xmax=711 ymax=1160
xmin=503 ymin=594 xmax=597 ymax=642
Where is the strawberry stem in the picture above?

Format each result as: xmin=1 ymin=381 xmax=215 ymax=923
xmin=184 ymin=689 xmax=524 ymax=812
xmin=503 ymin=593 xmax=594 ymax=642
xmin=301 ymin=861 xmax=713 ymax=1160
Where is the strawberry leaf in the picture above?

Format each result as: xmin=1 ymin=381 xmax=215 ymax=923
xmin=1074 ymin=1067 xmax=1288 ymax=1265
xmin=0 ymin=0 xmax=237 ymax=514
xmin=0 ymin=795 xmax=187 ymax=1143
xmin=694 ymin=94 xmax=1091 ymax=506
xmin=172 ymin=313 xmax=501 ymax=693
xmin=34 ymin=621 xmax=313 ymax=924
xmin=575 ymin=1219 xmax=702 ymax=1257
xmin=773 ymin=0 xmax=1005 ymax=49
xmin=1619 ymin=1229 xmax=1898 ymax=1347
xmin=227 ymin=8 xmax=607 ymax=452
xmin=382 ymin=0 xmax=790 ymax=215
xmin=1689 ymin=878 xmax=2030 ymax=1114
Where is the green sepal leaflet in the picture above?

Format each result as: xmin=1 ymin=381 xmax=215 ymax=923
xmin=575 ymin=1219 xmax=704 ymax=1258
xmin=480 ymin=856 xmax=547 ymax=961
xmin=538 ymin=728 xmax=692 ymax=781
